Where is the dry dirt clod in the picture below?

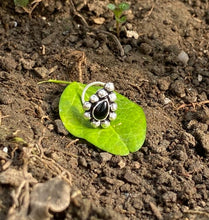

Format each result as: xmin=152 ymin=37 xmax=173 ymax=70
xmin=170 ymin=79 xmax=186 ymax=98
xmin=0 ymin=55 xmax=17 ymax=72
xmin=194 ymin=130 xmax=209 ymax=155
xmin=34 ymin=66 xmax=49 ymax=78
xmin=123 ymin=170 xmax=140 ymax=185
xmin=78 ymin=157 xmax=88 ymax=167
xmin=29 ymin=176 xmax=71 ymax=220
xmin=139 ymin=43 xmax=152 ymax=55
xmin=0 ymin=168 xmax=37 ymax=187
xmin=54 ymin=119 xmax=69 ymax=136
xmin=157 ymin=77 xmax=171 ymax=91
xmin=0 ymin=92 xmax=14 ymax=105
xmin=20 ymin=58 xmax=36 ymax=70
xmin=124 ymin=45 xmax=132 ymax=54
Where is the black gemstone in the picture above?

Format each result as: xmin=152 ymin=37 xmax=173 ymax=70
xmin=93 ymin=100 xmax=109 ymax=120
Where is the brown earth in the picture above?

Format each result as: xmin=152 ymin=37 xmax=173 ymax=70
xmin=0 ymin=0 xmax=209 ymax=219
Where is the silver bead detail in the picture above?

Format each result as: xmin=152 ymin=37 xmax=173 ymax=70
xmin=83 ymin=102 xmax=91 ymax=110
xmin=108 ymin=92 xmax=117 ymax=102
xmin=105 ymin=82 xmax=114 ymax=92
xmin=91 ymin=120 xmax=100 ymax=128
xmin=109 ymin=112 xmax=117 ymax=121
xmin=101 ymin=120 xmax=110 ymax=128
xmin=98 ymin=89 xmax=108 ymax=98
xmin=84 ymin=112 xmax=91 ymax=120
xmin=110 ymin=103 xmax=117 ymax=111
xmin=90 ymin=94 xmax=99 ymax=103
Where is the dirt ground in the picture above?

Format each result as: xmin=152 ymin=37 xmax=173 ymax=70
xmin=0 ymin=0 xmax=209 ymax=219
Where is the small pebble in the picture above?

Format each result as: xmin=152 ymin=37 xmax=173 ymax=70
xmin=164 ymin=97 xmax=172 ymax=105
xmin=78 ymin=157 xmax=88 ymax=167
xmin=198 ymin=74 xmax=202 ymax=82
xmin=124 ymin=45 xmax=132 ymax=54
xmin=100 ymin=152 xmax=112 ymax=163
xmin=93 ymin=17 xmax=105 ymax=25
xmin=126 ymin=23 xmax=133 ymax=30
xmin=177 ymin=50 xmax=189 ymax=65
xmin=126 ymin=30 xmax=139 ymax=39
xmin=118 ymin=160 xmax=126 ymax=169
xmin=3 ymin=147 xmax=8 ymax=154
xmin=47 ymin=124 xmax=54 ymax=131
xmin=132 ymin=161 xmax=141 ymax=169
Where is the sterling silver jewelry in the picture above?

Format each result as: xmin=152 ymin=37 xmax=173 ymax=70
xmin=81 ymin=82 xmax=117 ymax=128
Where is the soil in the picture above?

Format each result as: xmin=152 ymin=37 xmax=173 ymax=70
xmin=0 ymin=0 xmax=209 ymax=219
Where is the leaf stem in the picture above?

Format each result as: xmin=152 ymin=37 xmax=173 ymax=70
xmin=38 ymin=79 xmax=71 ymax=85
xmin=116 ymin=21 xmax=120 ymax=37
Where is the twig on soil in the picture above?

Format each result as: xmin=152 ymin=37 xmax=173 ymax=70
xmin=41 ymin=45 xmax=46 ymax=55
xmin=184 ymin=209 xmax=209 ymax=217
xmin=22 ymin=0 xmax=42 ymax=19
xmin=0 ymin=149 xmax=12 ymax=171
xmin=149 ymin=202 xmax=163 ymax=220
xmin=69 ymin=0 xmax=125 ymax=57
xmin=69 ymin=0 xmax=89 ymax=26
xmin=70 ymin=51 xmax=86 ymax=83
xmin=53 ymin=148 xmax=78 ymax=158
xmin=95 ymin=29 xmax=125 ymax=57
xmin=129 ymin=82 xmax=143 ymax=94
xmin=176 ymin=100 xmax=209 ymax=111
xmin=66 ymin=138 xmax=79 ymax=148
xmin=128 ymin=80 xmax=148 ymax=95
xmin=0 ymin=112 xmax=10 ymax=125
xmin=2 ymin=160 xmax=12 ymax=171
xmin=144 ymin=4 xmax=155 ymax=18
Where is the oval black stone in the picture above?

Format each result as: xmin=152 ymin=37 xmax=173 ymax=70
xmin=93 ymin=100 xmax=109 ymax=120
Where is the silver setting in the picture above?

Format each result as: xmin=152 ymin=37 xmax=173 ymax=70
xmin=90 ymin=94 xmax=99 ymax=103
xmin=109 ymin=112 xmax=117 ymax=121
xmin=110 ymin=103 xmax=117 ymax=111
xmin=108 ymin=92 xmax=117 ymax=102
xmin=105 ymin=82 xmax=115 ymax=92
xmin=84 ymin=112 xmax=91 ymax=120
xmin=83 ymin=102 xmax=91 ymax=110
xmin=81 ymin=81 xmax=117 ymax=128
xmin=101 ymin=120 xmax=110 ymax=128
xmin=98 ymin=89 xmax=108 ymax=98
xmin=91 ymin=120 xmax=100 ymax=128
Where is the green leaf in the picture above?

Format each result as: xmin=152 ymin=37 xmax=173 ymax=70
xmin=59 ymin=82 xmax=146 ymax=156
xmin=14 ymin=0 xmax=29 ymax=7
xmin=107 ymin=3 xmax=116 ymax=11
xmin=114 ymin=9 xmax=122 ymax=19
xmin=118 ymin=2 xmax=130 ymax=11
xmin=118 ymin=15 xmax=127 ymax=23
